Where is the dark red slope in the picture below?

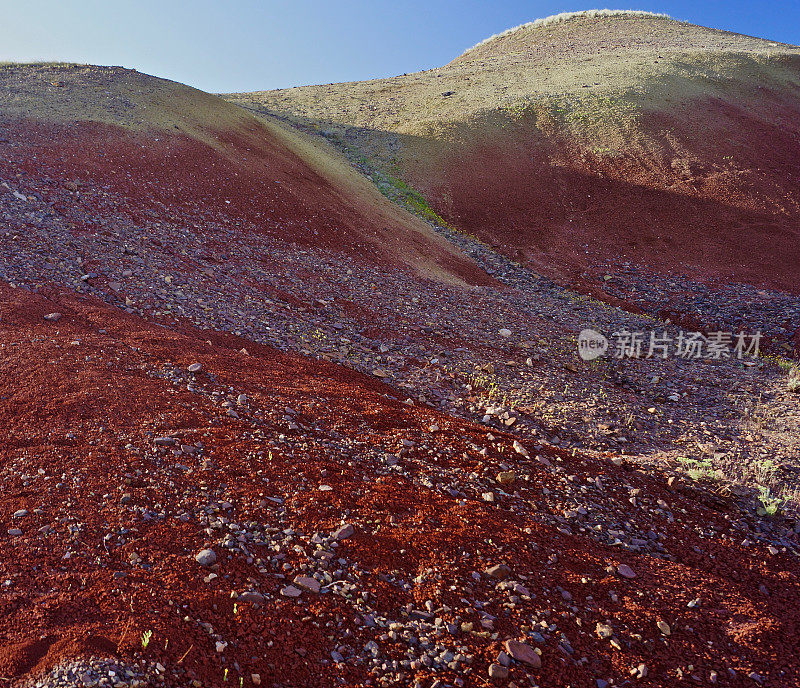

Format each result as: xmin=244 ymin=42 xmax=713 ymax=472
xmin=0 ymin=109 xmax=490 ymax=286
xmin=406 ymin=93 xmax=800 ymax=293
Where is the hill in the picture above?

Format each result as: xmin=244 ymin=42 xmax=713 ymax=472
xmin=0 ymin=63 xmax=488 ymax=286
xmin=225 ymin=11 xmax=800 ymax=297
xmin=2 ymin=28 xmax=800 ymax=688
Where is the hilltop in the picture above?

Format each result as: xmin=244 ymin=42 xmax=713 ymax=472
xmin=225 ymin=11 xmax=800 ymax=303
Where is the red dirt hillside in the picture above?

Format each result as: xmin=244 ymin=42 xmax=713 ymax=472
xmin=0 ymin=63 xmax=488 ymax=286
xmin=2 ymin=17 xmax=800 ymax=688
xmin=227 ymin=11 xmax=800 ymax=294
xmin=1 ymin=285 xmax=799 ymax=688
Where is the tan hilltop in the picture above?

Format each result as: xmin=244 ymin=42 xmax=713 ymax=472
xmin=225 ymin=10 xmax=800 ymax=294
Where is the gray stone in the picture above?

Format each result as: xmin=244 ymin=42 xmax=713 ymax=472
xmin=488 ymin=663 xmax=509 ymax=679
xmin=293 ymin=575 xmax=321 ymax=593
xmin=195 ymin=548 xmax=217 ymax=566
xmin=504 ymin=639 xmax=541 ymax=667
xmin=333 ymin=523 xmax=355 ymax=540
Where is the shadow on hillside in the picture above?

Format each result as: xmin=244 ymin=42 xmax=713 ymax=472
xmin=240 ymin=107 xmax=800 ymax=298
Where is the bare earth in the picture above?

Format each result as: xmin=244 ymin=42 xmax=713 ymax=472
xmin=0 ymin=13 xmax=799 ymax=688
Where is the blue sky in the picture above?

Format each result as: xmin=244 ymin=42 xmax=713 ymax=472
xmin=2 ymin=1 xmax=799 ymax=93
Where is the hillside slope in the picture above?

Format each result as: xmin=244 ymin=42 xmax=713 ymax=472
xmin=225 ymin=11 xmax=800 ymax=294
xmin=3 ymin=32 xmax=800 ymax=688
xmin=0 ymin=63 xmax=488 ymax=285
xmin=1 ymin=284 xmax=799 ymax=688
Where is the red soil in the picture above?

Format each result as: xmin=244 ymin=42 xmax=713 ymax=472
xmin=406 ymin=95 xmax=800 ymax=294
xmin=1 ymin=284 xmax=799 ymax=687
xmin=1 ymin=117 xmax=490 ymax=286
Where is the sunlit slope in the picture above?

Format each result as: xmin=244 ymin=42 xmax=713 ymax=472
xmin=0 ymin=63 xmax=489 ymax=285
xmin=226 ymin=12 xmax=800 ymax=291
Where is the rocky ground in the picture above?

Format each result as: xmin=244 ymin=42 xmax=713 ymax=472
xmin=1 ymin=285 xmax=799 ymax=688
xmin=1 ymin=137 xmax=798 ymax=505
xmin=0 ymin=68 xmax=799 ymax=687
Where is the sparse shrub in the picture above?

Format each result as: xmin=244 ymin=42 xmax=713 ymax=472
xmin=787 ymin=365 xmax=800 ymax=393
xmin=677 ymin=456 xmax=720 ymax=482
xmin=757 ymin=485 xmax=784 ymax=516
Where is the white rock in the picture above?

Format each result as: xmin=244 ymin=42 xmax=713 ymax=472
xmin=195 ymin=549 xmax=217 ymax=566
xmin=512 ymin=440 xmax=530 ymax=457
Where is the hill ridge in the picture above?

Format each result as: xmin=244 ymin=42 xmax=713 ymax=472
xmin=459 ymin=9 xmax=675 ymax=56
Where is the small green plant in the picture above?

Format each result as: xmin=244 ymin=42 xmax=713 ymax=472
xmin=787 ymin=365 xmax=800 ymax=393
xmin=677 ymin=456 xmax=719 ymax=482
xmin=141 ymin=630 xmax=153 ymax=650
xmin=753 ymin=458 xmax=778 ymax=486
xmin=757 ymin=485 xmax=784 ymax=516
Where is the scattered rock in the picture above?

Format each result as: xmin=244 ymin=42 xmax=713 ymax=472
xmin=485 ymin=564 xmax=512 ymax=580
xmin=504 ymin=639 xmax=541 ymax=667
xmin=496 ymin=470 xmax=515 ymax=485
xmin=333 ymin=523 xmax=355 ymax=540
xmin=488 ymin=663 xmax=509 ymax=679
xmin=512 ymin=440 xmax=529 ymax=457
xmin=293 ymin=576 xmax=321 ymax=593
xmin=195 ymin=549 xmax=217 ymax=566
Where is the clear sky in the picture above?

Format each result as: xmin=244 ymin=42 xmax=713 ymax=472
xmin=2 ymin=1 xmax=799 ymax=93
